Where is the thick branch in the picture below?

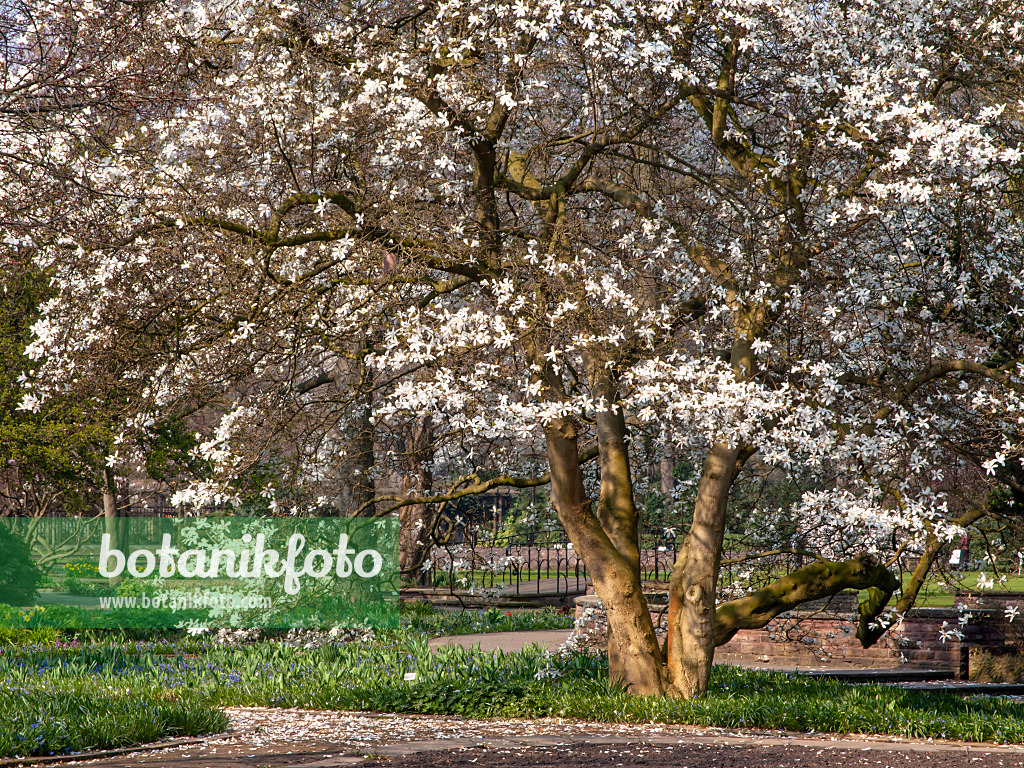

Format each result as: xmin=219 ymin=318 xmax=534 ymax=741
xmin=295 ymin=370 xmax=333 ymax=394
xmin=871 ymin=359 xmax=1016 ymax=429
xmin=713 ymin=552 xmax=899 ymax=647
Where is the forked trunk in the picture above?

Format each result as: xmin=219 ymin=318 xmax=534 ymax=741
xmin=544 ymin=414 xmax=666 ymax=695
xmin=663 ymin=321 xmax=757 ymax=698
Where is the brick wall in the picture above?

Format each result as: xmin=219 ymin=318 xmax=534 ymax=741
xmin=572 ymin=594 xmax=1014 ymax=677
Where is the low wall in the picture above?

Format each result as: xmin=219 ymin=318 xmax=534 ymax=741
xmin=573 ymin=591 xmax=1021 ymax=680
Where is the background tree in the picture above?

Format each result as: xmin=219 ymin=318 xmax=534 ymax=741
xmin=0 ymin=263 xmax=107 ymax=519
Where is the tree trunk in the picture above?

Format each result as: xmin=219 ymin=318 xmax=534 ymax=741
xmin=587 ymin=358 xmax=644 ymax=686
xmin=339 ymin=399 xmax=376 ymax=514
xmin=544 ymin=413 xmax=666 ymax=695
xmin=103 ymin=466 xmax=123 ymax=587
xmin=399 ymin=416 xmax=434 ymax=585
xmin=659 ymin=453 xmax=675 ymax=513
xmin=665 ymin=441 xmax=742 ymax=697
xmin=663 ymin=312 xmax=760 ymax=697
xmin=335 ymin=349 xmax=376 ymax=516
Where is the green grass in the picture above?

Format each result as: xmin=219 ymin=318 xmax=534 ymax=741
xmin=400 ymin=604 xmax=574 ymax=635
xmin=718 ymin=565 xmax=1024 ymax=609
xmin=3 ymin=630 xmax=1024 ymax=756
xmin=4 ymin=567 xmax=1022 ymax=757
xmin=849 ymin=572 xmax=1024 ymax=609
xmin=905 ymin=571 xmax=1024 ymax=607
xmin=555 ymin=667 xmax=1024 ymax=742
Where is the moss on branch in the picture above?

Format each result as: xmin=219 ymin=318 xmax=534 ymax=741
xmin=712 ymin=552 xmax=900 ymax=648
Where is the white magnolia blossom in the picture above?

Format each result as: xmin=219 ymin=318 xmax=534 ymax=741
xmin=2 ymin=0 xmax=1022 ymax=576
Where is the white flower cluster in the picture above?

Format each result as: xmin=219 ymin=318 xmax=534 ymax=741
xmin=4 ymin=0 xmax=1022 ymax=584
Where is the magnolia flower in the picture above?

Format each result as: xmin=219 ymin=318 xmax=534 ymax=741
xmin=939 ymin=621 xmax=964 ymax=644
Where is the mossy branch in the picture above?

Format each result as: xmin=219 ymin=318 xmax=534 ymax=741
xmin=713 ymin=552 xmax=900 ymax=647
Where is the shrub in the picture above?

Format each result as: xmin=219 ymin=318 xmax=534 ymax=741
xmin=0 ymin=525 xmax=42 ymax=607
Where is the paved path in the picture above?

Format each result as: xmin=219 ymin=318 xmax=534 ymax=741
xmin=30 ymin=707 xmax=1024 ymax=768
xmin=499 ymin=577 xmax=588 ymax=597
xmin=428 ymin=630 xmax=571 ymax=653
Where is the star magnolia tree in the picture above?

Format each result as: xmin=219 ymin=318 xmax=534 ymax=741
xmin=6 ymin=0 xmax=1024 ymax=697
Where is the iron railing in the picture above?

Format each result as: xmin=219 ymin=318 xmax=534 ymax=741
xmin=426 ymin=527 xmax=680 ymax=597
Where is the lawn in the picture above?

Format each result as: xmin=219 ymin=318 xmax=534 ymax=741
xmin=904 ymin=571 xmax=1024 ymax=607
xmin=401 ymin=603 xmax=575 ymax=634
xmin=423 ymin=567 xmax=589 ymax=590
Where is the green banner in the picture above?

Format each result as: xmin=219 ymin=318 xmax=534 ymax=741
xmin=0 ymin=516 xmax=399 ymax=629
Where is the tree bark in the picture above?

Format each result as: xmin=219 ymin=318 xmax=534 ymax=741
xmin=713 ymin=552 xmax=900 ymax=646
xmin=659 ymin=452 xmax=675 ymax=512
xmin=587 ymin=358 xmax=643 ymax=686
xmin=665 ymin=441 xmax=742 ymax=697
xmin=663 ymin=306 xmax=761 ymax=697
xmin=335 ymin=348 xmax=376 ymax=516
xmin=399 ymin=416 xmax=434 ymax=585
xmin=339 ymin=401 xmax=376 ymax=514
xmin=544 ymin=413 xmax=666 ymax=695
xmin=857 ymin=507 xmax=985 ymax=647
xmin=103 ymin=466 xmax=123 ymax=587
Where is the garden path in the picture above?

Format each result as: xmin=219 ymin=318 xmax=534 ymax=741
xmin=427 ymin=630 xmax=571 ymax=653
xmin=31 ymin=707 xmax=1024 ymax=768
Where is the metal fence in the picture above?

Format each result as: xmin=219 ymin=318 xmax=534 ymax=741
xmin=17 ymin=514 xmax=683 ymax=598
xmin=426 ymin=527 xmax=680 ymax=597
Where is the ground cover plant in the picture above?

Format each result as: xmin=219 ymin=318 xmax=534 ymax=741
xmin=0 ymin=637 xmax=228 ymax=758
xmin=0 ymin=680 xmax=228 ymax=759
xmin=0 ymin=602 xmax=571 ymax=636
xmin=4 ymin=629 xmax=1024 ymax=758
xmin=0 ymin=524 xmax=42 ymax=606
